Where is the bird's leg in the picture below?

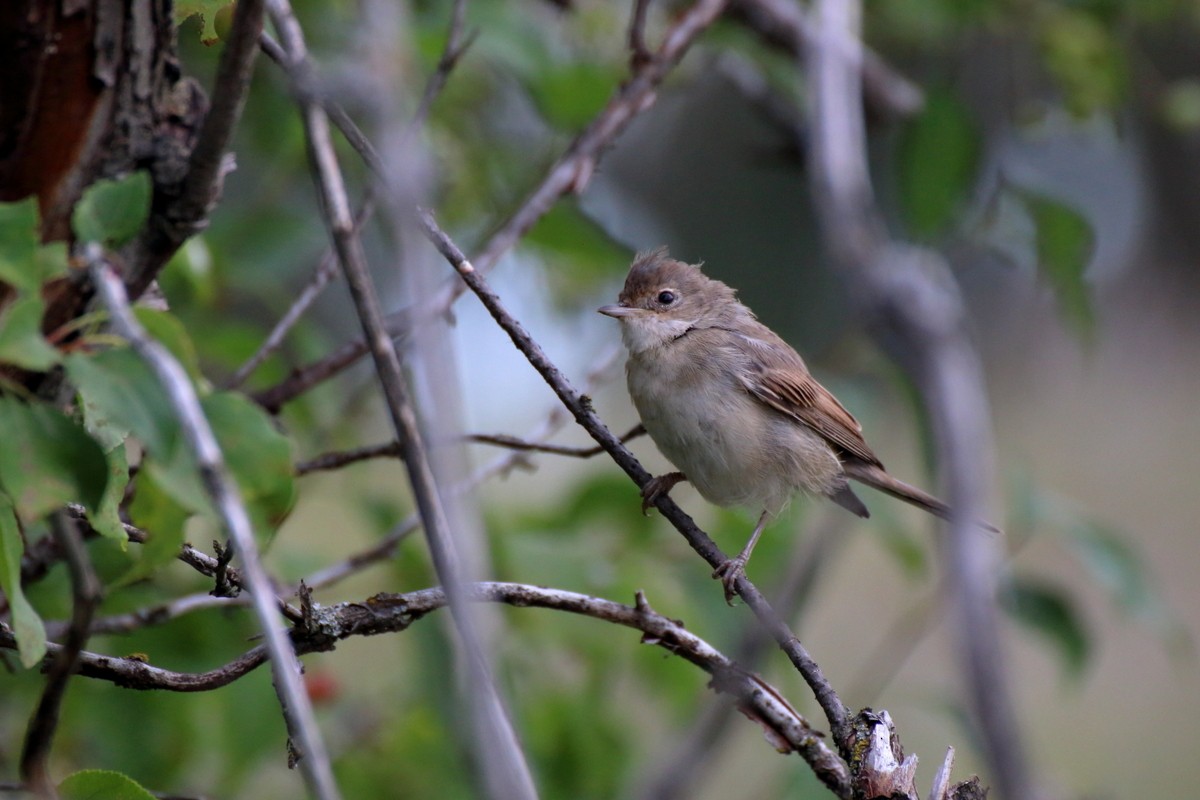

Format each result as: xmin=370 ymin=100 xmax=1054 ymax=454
xmin=712 ymin=509 xmax=771 ymax=603
xmin=640 ymin=471 xmax=687 ymax=514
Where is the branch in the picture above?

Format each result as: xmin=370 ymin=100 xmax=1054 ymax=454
xmin=0 ymin=583 xmax=852 ymax=797
xmin=466 ymin=424 xmax=645 ymax=458
xmin=417 ymin=210 xmax=851 ymax=747
xmin=250 ymin=0 xmax=727 ymax=412
xmin=224 ymin=195 xmax=375 ymax=391
xmin=20 ymin=513 xmax=102 ymax=795
xmin=634 ymin=511 xmax=850 ymax=800
xmin=89 ymin=253 xmax=339 ymax=800
xmin=806 ymin=1 xmax=1032 ymax=796
xmin=266 ymin=0 xmax=537 ymax=796
xmin=121 ymin=0 xmax=267 ymax=299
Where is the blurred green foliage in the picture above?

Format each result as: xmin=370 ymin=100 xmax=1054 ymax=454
xmin=0 ymin=0 xmax=1195 ymax=797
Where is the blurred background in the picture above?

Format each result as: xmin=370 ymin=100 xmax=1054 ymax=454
xmin=5 ymin=1 xmax=1199 ymax=797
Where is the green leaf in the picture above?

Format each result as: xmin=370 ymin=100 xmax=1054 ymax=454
xmin=204 ymin=391 xmax=296 ymax=532
xmin=71 ymin=172 xmax=151 ymax=247
xmin=897 ymin=89 xmax=980 ymax=239
xmin=67 ymin=349 xmax=179 ymax=456
xmin=117 ymin=464 xmax=189 ymax=588
xmin=1001 ymin=575 xmax=1090 ymax=679
xmin=1064 ymin=522 xmax=1157 ymax=621
xmin=59 ymin=769 xmax=157 ymax=800
xmin=0 ymin=397 xmax=108 ymax=520
xmin=0 ymin=295 xmax=61 ymax=370
xmin=90 ymin=444 xmax=132 ymax=546
xmin=0 ymin=198 xmax=67 ymax=292
xmin=1039 ymin=8 xmax=1126 ymax=116
xmin=528 ymin=61 xmax=621 ymax=131
xmin=175 ymin=0 xmax=234 ymax=45
xmin=0 ymin=498 xmax=47 ymax=668
xmin=1023 ymin=193 xmax=1096 ymax=341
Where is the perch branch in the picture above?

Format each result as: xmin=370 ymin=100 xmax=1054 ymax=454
xmin=0 ymin=583 xmax=851 ymax=797
xmin=417 ymin=210 xmax=851 ymax=747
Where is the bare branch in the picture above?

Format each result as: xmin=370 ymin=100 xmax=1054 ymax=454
xmin=469 ymin=0 xmax=728 ymax=276
xmin=805 ymin=1 xmax=1032 ymax=796
xmin=249 ymin=0 xmax=728 ymax=412
xmin=1 ymin=583 xmax=852 ymax=797
xmin=250 ymin=309 xmax=409 ymax=412
xmin=634 ymin=511 xmax=850 ymax=800
xmin=225 ymin=195 xmax=376 ymax=391
xmin=417 ymin=210 xmax=851 ymax=746
xmin=20 ymin=513 xmax=102 ymax=795
xmin=295 ymin=441 xmax=401 ymax=475
xmin=266 ymin=0 xmax=536 ymax=795
xmin=628 ymin=0 xmax=654 ymax=68
xmin=466 ymin=424 xmax=645 ymax=458
xmin=89 ymin=253 xmax=339 ymax=800
xmin=407 ymin=0 xmax=477 ymax=139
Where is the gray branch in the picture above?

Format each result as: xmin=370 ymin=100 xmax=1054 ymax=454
xmin=89 ymin=254 xmax=340 ymax=800
xmin=805 ymin=1 xmax=1033 ymax=797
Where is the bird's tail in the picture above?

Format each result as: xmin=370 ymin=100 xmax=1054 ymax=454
xmin=843 ymin=462 xmax=1000 ymax=533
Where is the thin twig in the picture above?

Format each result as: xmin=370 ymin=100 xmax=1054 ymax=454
xmin=266 ymin=1 xmax=537 ymax=796
xmin=224 ymin=195 xmax=376 ymax=391
xmin=249 ymin=0 xmax=728 ymax=412
xmin=628 ymin=0 xmax=654 ymax=68
xmin=407 ymin=0 xmax=476 ymax=141
xmin=250 ymin=309 xmax=410 ymax=412
xmin=89 ymin=254 xmax=339 ymax=800
xmin=417 ymin=209 xmax=851 ymax=748
xmin=295 ymin=441 xmax=402 ymax=475
xmin=0 ymin=583 xmax=852 ymax=797
xmin=806 ymin=1 xmax=1032 ymax=795
xmin=466 ymin=424 xmax=645 ymax=458
xmin=20 ymin=513 xmax=102 ymax=796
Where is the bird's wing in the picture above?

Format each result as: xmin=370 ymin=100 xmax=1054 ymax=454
xmin=729 ymin=331 xmax=883 ymax=467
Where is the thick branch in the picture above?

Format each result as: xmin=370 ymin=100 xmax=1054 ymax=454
xmin=121 ymin=0 xmax=266 ymax=299
xmin=0 ymin=583 xmax=851 ymax=797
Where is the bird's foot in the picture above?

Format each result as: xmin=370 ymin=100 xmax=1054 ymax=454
xmin=712 ymin=556 xmax=747 ymax=605
xmin=640 ymin=471 xmax=686 ymax=514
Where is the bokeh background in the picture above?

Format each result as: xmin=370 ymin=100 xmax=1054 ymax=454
xmin=4 ymin=1 xmax=1199 ymax=798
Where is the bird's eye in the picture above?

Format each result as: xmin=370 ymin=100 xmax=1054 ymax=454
xmin=657 ymin=290 xmax=676 ymax=305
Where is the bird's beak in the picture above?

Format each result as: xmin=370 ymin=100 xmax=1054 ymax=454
xmin=598 ymin=304 xmax=636 ymax=319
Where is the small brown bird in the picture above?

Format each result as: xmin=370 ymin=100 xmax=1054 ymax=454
xmin=599 ymin=248 xmax=992 ymax=600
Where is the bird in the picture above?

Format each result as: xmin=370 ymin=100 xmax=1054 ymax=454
xmin=599 ymin=247 xmax=995 ymax=601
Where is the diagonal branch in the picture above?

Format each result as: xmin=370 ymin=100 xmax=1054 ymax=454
xmin=417 ymin=210 xmax=852 ymax=748
xmin=266 ymin=1 xmax=537 ymax=797
xmin=249 ymin=0 xmax=728 ymax=412
xmin=89 ymin=252 xmax=339 ymax=800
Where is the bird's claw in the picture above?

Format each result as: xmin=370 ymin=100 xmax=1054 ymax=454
xmin=712 ymin=557 xmax=747 ymax=605
xmin=640 ymin=472 xmax=686 ymax=514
